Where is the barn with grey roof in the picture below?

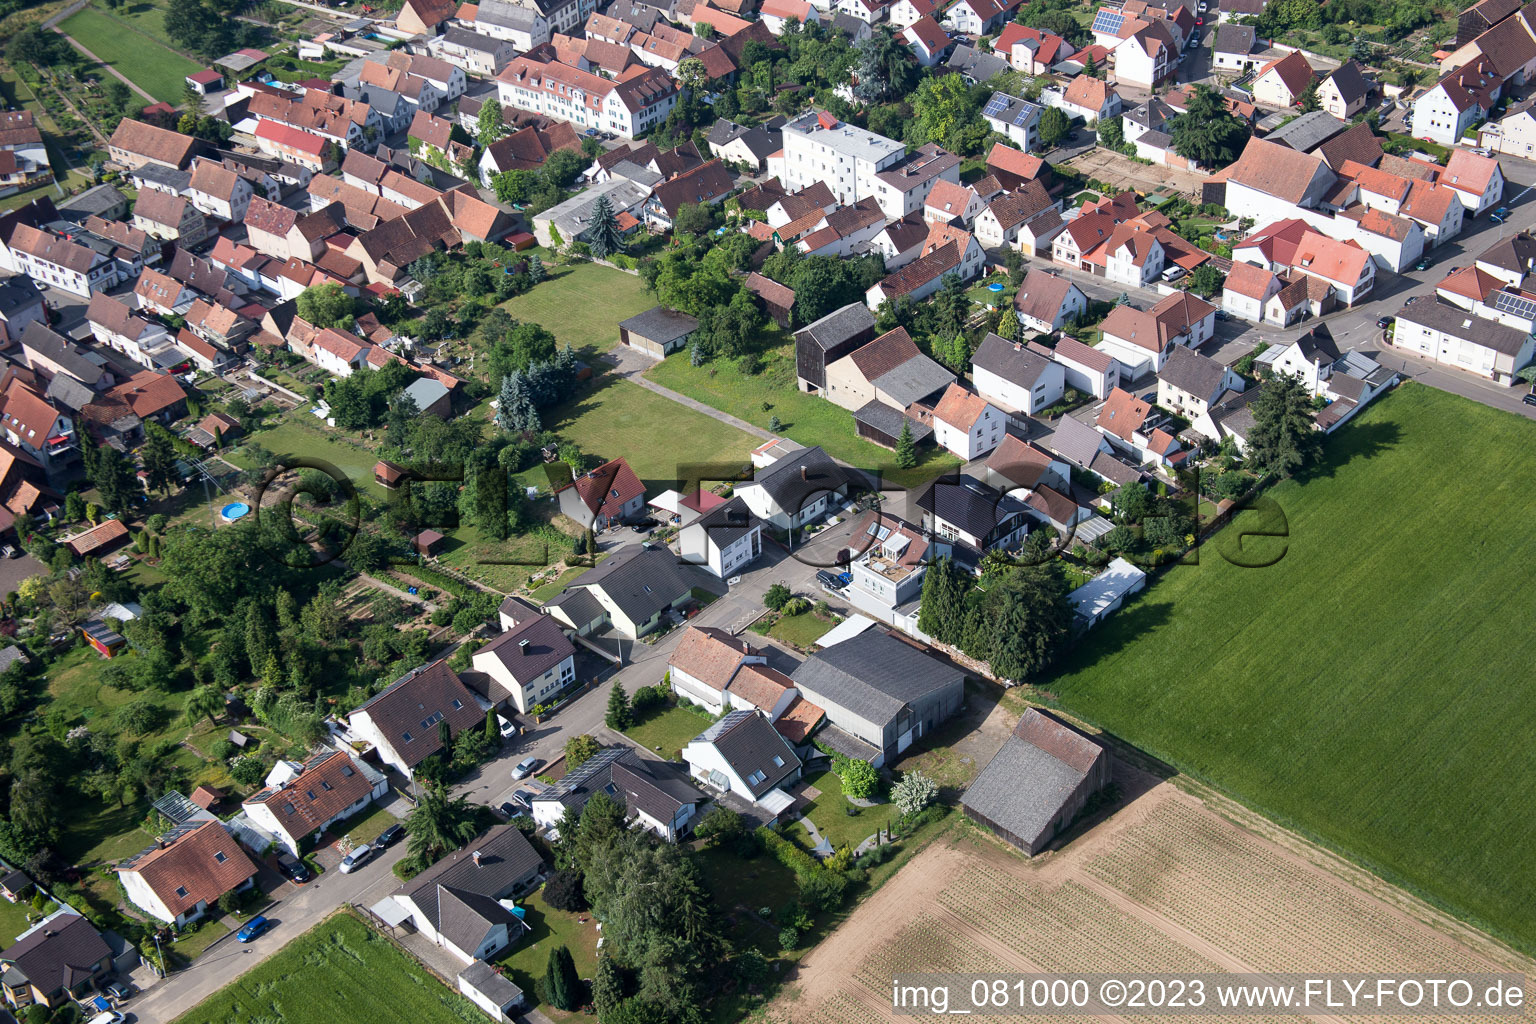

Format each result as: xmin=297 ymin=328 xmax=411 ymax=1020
xmin=961 ymin=708 xmax=1112 ymax=855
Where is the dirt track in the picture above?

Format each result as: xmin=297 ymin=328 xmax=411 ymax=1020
xmin=771 ymin=766 xmax=1535 ymax=1024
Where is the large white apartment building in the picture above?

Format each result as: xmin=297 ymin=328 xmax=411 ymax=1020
xmin=775 ymin=110 xmax=906 ymax=206
xmin=495 ymin=56 xmax=676 ymax=139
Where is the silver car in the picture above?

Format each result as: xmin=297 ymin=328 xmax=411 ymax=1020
xmin=338 ymin=844 xmax=373 ymax=873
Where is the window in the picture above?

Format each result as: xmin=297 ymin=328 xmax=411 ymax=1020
xmin=746 ymin=770 xmax=766 ymax=786
xmin=451 ymin=699 xmax=463 ymax=710
xmin=214 ymin=851 xmax=227 ymax=864
xmin=772 ymin=755 xmax=785 ymax=767
xmin=175 ymin=886 xmax=189 ymax=899
xmin=283 ymin=802 xmax=296 ymax=815
xmin=402 ymin=731 xmax=414 ymax=742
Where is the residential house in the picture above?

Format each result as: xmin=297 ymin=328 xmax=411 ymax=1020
xmin=187 ymin=158 xmax=254 ymax=223
xmin=981 ymin=92 xmax=1043 ymax=152
xmin=1156 ymin=344 xmax=1244 ymax=418
xmin=736 ymin=444 xmax=848 ymax=531
xmin=0 ymin=377 xmax=74 ymax=471
xmin=347 ymin=660 xmax=486 ymax=780
xmin=1251 ymin=50 xmax=1315 ymax=108
xmin=1012 ymin=268 xmax=1086 ymax=332
xmin=1095 ymin=386 xmax=1184 ymax=467
xmin=1258 ymin=324 xmax=1341 ymax=395
xmin=971 ymin=332 xmax=1067 ymax=416
xmin=86 ymin=293 xmax=177 ymax=371
xmin=107 ymin=118 xmax=201 ymax=171
xmin=942 ymin=0 xmax=1016 ymax=35
xmin=611 ymin=757 xmax=706 ymax=841
xmin=643 ymin=159 xmax=735 ymax=231
xmin=995 ymin=24 xmax=1074 ymax=74
xmin=253 ymin=120 xmax=333 ymax=174
xmin=790 ymin=630 xmax=965 ymax=764
xmin=240 ymin=749 xmax=388 ymax=857
xmin=772 ymin=109 xmax=907 ymax=205
xmin=930 ymin=384 xmax=1006 ymax=460
xmin=1221 ymin=260 xmax=1307 ymax=325
xmin=923 ymin=180 xmax=987 ymax=227
xmin=916 ymin=473 xmax=1029 ymax=557
xmin=476 ymin=121 xmax=581 ymax=186
xmin=555 ymin=456 xmax=646 ymax=530
xmin=667 ymin=625 xmax=767 ymax=714
xmin=887 ymin=0 xmax=938 ymax=28
xmin=1110 ymin=19 xmax=1179 ymax=90
xmin=1318 ymin=59 xmax=1371 ymax=119
xmin=1441 ymin=148 xmax=1505 ymax=215
xmin=1474 ymin=231 xmax=1536 ymax=287
xmin=984 ymin=433 xmax=1070 ymax=496
xmin=495 ymin=56 xmax=677 ymax=139
xmin=759 ymin=0 xmax=821 ymax=32
xmin=706 ymin=117 xmax=784 ymax=172
xmin=1412 ymin=57 xmax=1503 ymax=147
xmin=962 ymin=708 xmax=1111 ymax=854
xmin=469 ymin=614 xmax=577 ymax=714
xmin=21 ymin=321 xmax=107 ymax=389
xmin=678 ymin=496 xmax=763 ymax=578
xmin=465 ymin=0 xmax=552 ymax=49
xmin=681 ymin=709 xmax=803 ymax=818
xmin=116 ymin=820 xmax=257 ymax=926
xmin=131 ymin=189 xmax=209 ymax=247
xmin=389 ymin=824 xmax=543 ymax=965
xmin=428 ymin=27 xmax=517 ymax=75
xmin=822 ymin=327 xmax=955 ymax=413
xmin=1096 ymin=291 xmax=1216 ymax=377
xmin=7 ymin=225 xmax=118 ymax=299
xmin=1212 ymin=23 xmax=1256 ymax=71
xmin=1050 ymin=335 xmax=1122 ymax=398
xmin=1220 ymin=136 xmax=1335 ymax=223
xmin=1056 ymin=76 xmax=1122 ymax=123
xmin=1232 ymin=218 xmax=1375 ymax=305
xmin=542 ymin=544 xmax=727 ymax=638
xmin=1391 ymin=299 xmax=1534 ymax=384
xmin=0 ymin=276 xmax=45 ymax=346
xmin=0 ymin=912 xmax=116 ymax=1011
xmin=398 ymin=0 xmax=458 ymax=34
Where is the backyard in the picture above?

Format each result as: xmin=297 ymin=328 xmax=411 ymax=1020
xmin=171 ymin=913 xmax=484 ymax=1024
xmin=1045 ymin=383 xmax=1536 ymax=955
xmin=544 ymin=376 xmax=761 ymax=489
xmin=644 ymin=346 xmax=959 ymax=491
xmin=623 ymin=701 xmax=715 ymax=760
xmin=793 ymin=770 xmax=898 ymax=853
xmin=497 ymin=260 xmax=654 ymax=358
xmin=58 ymin=4 xmax=199 ymax=103
xmin=225 ymin=415 xmax=393 ymax=502
xmin=766 ymin=608 xmax=838 ymax=650
xmin=495 ymin=885 xmax=601 ymax=1021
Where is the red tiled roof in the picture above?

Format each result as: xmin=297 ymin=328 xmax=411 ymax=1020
xmin=116 ymin=820 xmax=257 ymax=918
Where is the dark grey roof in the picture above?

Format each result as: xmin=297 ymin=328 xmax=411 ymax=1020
xmin=436 ymin=886 xmax=519 ymax=953
xmin=1264 ymin=111 xmax=1348 ymax=153
xmin=1294 ymin=324 xmax=1341 ymax=364
xmin=981 ymin=92 xmax=1041 ymax=130
xmin=947 ymin=45 xmax=1008 ymax=84
xmin=1044 ymin=414 xmax=1107 ymax=469
xmin=476 ymin=613 xmax=575 ymax=686
xmin=1213 ymin=23 xmax=1255 ymax=55
xmin=619 ymin=305 xmax=699 ymax=344
xmin=1477 ymin=232 xmax=1536 ymax=276
xmin=133 ymin=165 xmax=192 ymax=192
xmin=1088 ymin=450 xmax=1143 ymax=485
xmin=1157 ymin=345 xmax=1230 ymax=401
xmin=458 ymin=959 xmax=523 ymax=1008
xmin=689 ymin=495 xmax=758 ymax=547
xmin=0 ymin=913 xmax=111 ymax=996
xmin=1207 ymin=385 xmax=1263 ymax=439
xmin=56 ymin=185 xmax=128 ymax=221
xmin=1125 ymin=97 xmax=1174 ymax=131
xmin=537 ymin=745 xmax=633 ymax=810
xmin=692 ymin=709 xmax=800 ymax=797
xmin=852 ymin=401 xmax=933 ymax=444
xmin=973 ymin=332 xmax=1055 ymax=388
xmin=791 ymin=631 xmax=965 ymax=730
xmin=794 ymin=302 xmax=875 ymax=351
xmin=611 ymin=758 xmax=702 ymax=822
xmin=542 ymin=586 xmax=605 ymax=626
xmin=916 ymin=475 xmax=1028 ymax=539
xmin=0 ymin=276 xmax=42 ymax=320
xmin=872 ymin=354 xmax=956 ymax=407
xmin=44 ymin=373 xmax=95 ymax=414
xmin=563 ymin=544 xmax=726 ymax=626
xmin=1395 ymin=300 xmax=1531 ymax=355
xmin=829 ymin=12 xmax=865 ymax=36
xmin=961 ymin=708 xmax=1107 ymax=849
xmin=393 ymin=823 xmax=543 ymax=931
xmin=751 ymin=445 xmax=848 ymax=515
xmin=21 ymin=321 xmax=104 ymax=386
xmin=441 ymin=26 xmax=506 ymax=52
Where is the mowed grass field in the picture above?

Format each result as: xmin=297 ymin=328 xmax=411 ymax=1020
xmin=173 ymin=913 xmax=483 ymax=1024
xmin=498 ymin=260 xmax=652 ymax=357
xmin=545 ymin=376 xmax=760 ymax=489
xmin=1045 ymin=383 xmax=1536 ymax=953
xmin=59 ymin=4 xmax=198 ymax=103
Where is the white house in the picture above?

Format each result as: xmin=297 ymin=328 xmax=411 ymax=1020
xmin=389 ymin=824 xmax=543 ymax=965
xmin=668 ymin=625 xmax=766 ymax=715
xmin=931 ymin=383 xmax=1007 ymax=459
xmin=1156 ymin=344 xmax=1244 ymax=419
xmin=1391 ymin=299 xmax=1535 ymax=384
xmin=971 ymin=333 xmax=1066 ymax=415
xmin=736 ymin=445 xmax=848 ymax=531
xmin=1221 ymin=137 xmax=1335 ymax=224
xmin=981 ymin=92 xmax=1043 ymax=151
xmin=1251 ymin=50 xmax=1314 ymax=109
xmin=1411 ymin=57 xmax=1502 ymax=148
xmin=1096 ymin=291 xmax=1217 ymax=377
xmin=1051 ymin=336 xmax=1122 ymax=398
xmin=240 ymin=750 xmax=388 ymax=857
xmin=116 ymin=820 xmax=258 ymax=926
xmin=1440 ymin=148 xmax=1505 ymax=215
xmin=7 ymin=224 xmax=118 ymax=298
xmin=347 ymin=661 xmax=487 ymax=780
xmin=496 ymin=56 xmax=677 ymax=139
xmin=1012 ymin=267 xmax=1086 ymax=332
xmin=916 ymin=475 xmax=1029 ymax=555
xmin=470 ymin=615 xmax=577 ymax=715
xmin=682 ymin=709 xmax=802 ymax=819
xmin=677 ymin=496 xmax=763 ymax=578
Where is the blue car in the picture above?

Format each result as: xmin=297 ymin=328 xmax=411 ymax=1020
xmin=237 ymin=915 xmax=271 ymax=943
xmin=1491 ymin=206 xmax=1511 ymax=223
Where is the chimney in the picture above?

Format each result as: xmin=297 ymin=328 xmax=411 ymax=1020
xmin=472 ymin=850 xmax=482 ymax=867
xmin=518 ymin=638 xmax=529 ymax=651
xmin=800 ymin=465 xmax=808 ymax=481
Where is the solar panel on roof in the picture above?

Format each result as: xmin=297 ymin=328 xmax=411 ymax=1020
xmin=1013 ymin=104 xmax=1037 ymax=126
xmin=1493 ymin=290 xmax=1536 ymax=320
xmin=982 ymin=93 xmax=1013 ymax=118
xmin=1091 ymin=8 xmax=1125 ymax=34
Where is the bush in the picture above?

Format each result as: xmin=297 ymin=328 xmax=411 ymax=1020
xmin=229 ymin=754 xmax=265 ymax=786
xmin=210 ymin=738 xmax=236 ymax=761
xmin=797 ymin=868 xmax=848 ymax=911
xmin=781 ymin=597 xmax=811 ymax=616
xmin=543 ymin=869 xmax=587 ymax=911
xmin=629 ymin=682 xmax=669 ymax=716
xmin=763 ymin=583 xmax=792 ymax=610
xmin=839 ymin=758 xmax=879 ymax=800
xmin=778 ymin=926 xmax=800 ymax=952
xmin=758 ymin=827 xmax=822 ymax=879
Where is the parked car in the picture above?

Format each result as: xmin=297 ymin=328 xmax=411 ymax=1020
xmin=87 ymin=1013 xmax=124 ymax=1024
xmin=629 ymin=518 xmax=658 ymax=534
xmin=1214 ymin=309 xmax=1230 ymax=321
xmin=1162 ymin=265 xmax=1188 ymax=282
xmin=1491 ymin=206 xmax=1511 ymax=223
xmin=375 ymin=824 xmax=404 ymax=849
xmin=338 ymin=844 xmax=373 ymax=874
xmin=104 ymin=981 xmax=133 ymax=1002
xmin=1414 ymin=256 xmax=1433 ymax=271
xmin=1377 ymin=315 xmax=1394 ymax=328
xmin=498 ymin=801 xmax=521 ymax=818
xmin=236 ymin=915 xmax=272 ymax=942
xmin=1188 ymin=31 xmax=1200 ymax=45
xmin=1523 ymin=393 xmax=1536 ymax=406
xmin=837 ymin=571 xmax=852 ymax=586
xmin=275 ymin=851 xmax=311 ymax=884
xmin=498 ymin=715 xmax=516 ymax=738
xmin=816 ymin=570 xmax=842 ymax=590
xmin=512 ymin=756 xmax=543 ymax=780
xmin=584 ymin=127 xmax=599 ymax=137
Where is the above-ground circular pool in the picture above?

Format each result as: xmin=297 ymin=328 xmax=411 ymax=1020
xmin=221 ymin=502 xmax=251 ymax=523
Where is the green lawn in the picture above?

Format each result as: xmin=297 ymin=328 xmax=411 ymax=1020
xmin=527 ymin=560 xmax=598 ymax=603
xmin=767 ymin=610 xmax=838 ymax=650
xmin=0 ymin=897 xmax=40 ymax=946
xmin=693 ymin=843 xmax=798 ymax=954
xmin=59 ymin=5 xmax=199 ymax=103
xmin=495 ymin=886 xmax=600 ymax=1019
xmin=545 ymin=377 xmax=760 ymax=491
xmin=227 ymin=417 xmax=391 ymax=502
xmin=172 ymin=913 xmax=483 ymax=1024
xmin=327 ymin=802 xmax=401 ymax=847
xmin=623 ymin=702 xmax=714 ymax=760
xmin=168 ymin=919 xmax=230 ymax=964
xmin=1045 ymin=383 xmax=1536 ymax=954
xmin=795 ymin=770 xmax=897 ymax=853
xmin=497 ymin=261 xmax=654 ymax=358
xmin=644 ymin=346 xmax=960 ymax=491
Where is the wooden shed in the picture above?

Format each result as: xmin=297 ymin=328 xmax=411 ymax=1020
xmin=375 ymin=460 xmax=406 ymax=489
xmin=414 ymin=529 xmax=446 ymax=556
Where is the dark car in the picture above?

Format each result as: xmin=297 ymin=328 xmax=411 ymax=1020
xmin=1491 ymin=206 xmax=1511 ymax=223
xmin=1523 ymin=393 xmax=1536 ymax=406
xmin=236 ymin=915 xmax=272 ymax=943
xmin=375 ymin=824 xmax=405 ymax=849
xmin=499 ymin=801 xmax=521 ymax=818
xmin=1415 ymin=257 xmax=1433 ymax=271
xmin=816 ymin=570 xmax=842 ymax=590
xmin=1377 ymin=315 xmax=1394 ymax=329
xmin=275 ymin=852 xmax=312 ymax=884
xmin=629 ymin=518 xmax=658 ymax=534
xmin=1214 ymin=309 xmax=1230 ymax=321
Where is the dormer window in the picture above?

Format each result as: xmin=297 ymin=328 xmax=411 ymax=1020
xmin=214 ymin=851 xmax=227 ymax=864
